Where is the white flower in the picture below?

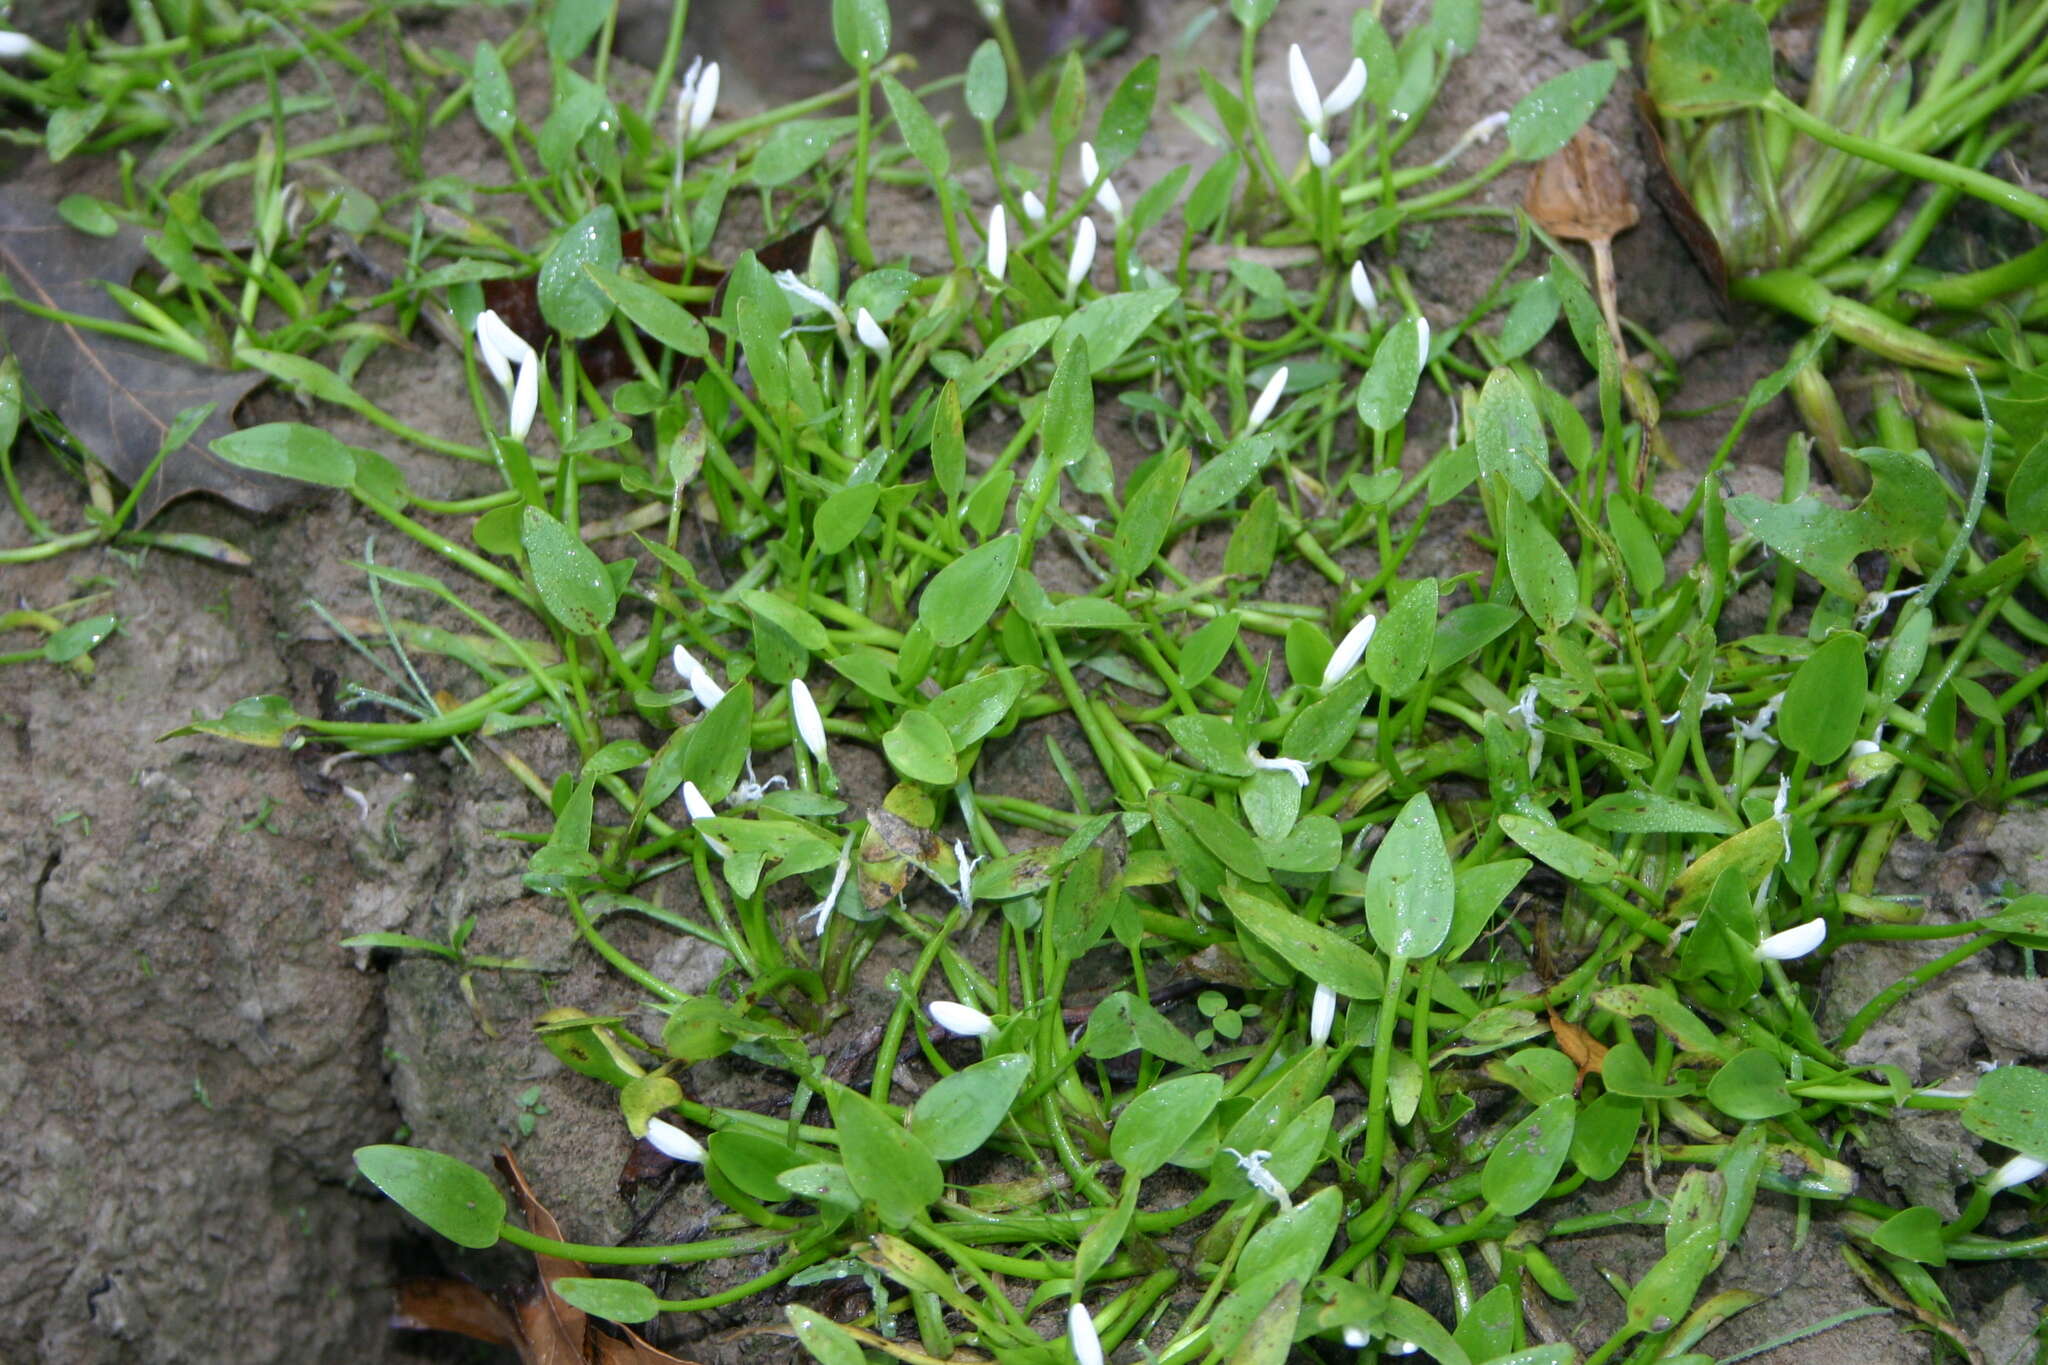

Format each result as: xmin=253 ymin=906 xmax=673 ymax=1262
xmin=1508 ymin=683 xmax=1540 ymax=729
xmin=1020 ymin=189 xmax=1047 ymax=224
xmin=1248 ymin=745 xmax=1310 ymax=789
xmin=1288 ymin=47 xmax=1367 ymax=138
xmin=1343 ymin=1326 xmax=1371 ymax=1348
xmin=1663 ymin=671 xmax=1734 ymax=725
xmin=1773 ymin=774 xmax=1792 ymax=862
xmin=474 ymin=308 xmax=534 ymax=396
xmin=1735 ymin=690 xmax=1785 ymax=743
xmin=952 ymin=838 xmax=984 ymax=911
xmin=929 ymin=1000 xmax=996 ymax=1038
xmin=1988 ymin=1153 xmax=2048 ymax=1192
xmin=1310 ymin=983 xmax=1337 ymax=1047
xmin=507 ymin=352 xmax=538 ymax=441
xmin=0 ymin=31 xmax=34 ymax=59
xmin=1245 ymin=365 xmax=1289 ymax=436
xmin=1435 ymin=110 xmax=1508 ymax=166
xmin=474 ymin=309 xmax=540 ymax=441
xmin=985 ymin=204 xmax=1008 ymax=283
xmin=1223 ymin=1146 xmax=1293 ymax=1209
xmin=1287 ymin=45 xmax=1327 ymax=137
xmin=802 ymin=833 xmax=856 ymax=937
xmin=1079 ymin=142 xmax=1122 ymax=220
xmin=1322 ymin=58 xmax=1367 ymax=119
xmin=729 ymin=757 xmax=787 ymax=805
xmin=688 ymin=60 xmax=720 ymax=137
xmin=1322 ymin=612 xmax=1377 ymax=687
xmin=1755 ymin=916 xmax=1826 ymax=962
xmin=1066 ymin=217 xmax=1098 ymax=293
xmin=1856 ymin=586 xmax=1919 ymax=632
xmin=680 ymin=781 xmax=727 ymax=855
xmin=1307 ymin=133 xmax=1332 ymax=169
xmin=1349 ymin=261 xmax=1379 ymax=319
xmin=790 ymin=679 xmax=828 ymax=760
xmin=644 ymin=1116 xmax=707 ymax=1163
xmin=671 ymin=644 xmax=727 ymax=709
xmin=773 ymin=270 xmax=849 ymax=333
xmin=1068 ymin=1303 xmax=1104 ymax=1365
xmin=855 ymin=307 xmax=890 ymax=359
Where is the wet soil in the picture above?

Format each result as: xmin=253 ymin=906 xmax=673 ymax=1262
xmin=2 ymin=2 xmax=2044 ymax=1362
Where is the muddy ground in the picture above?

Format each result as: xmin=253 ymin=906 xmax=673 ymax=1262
xmin=2 ymin=1 xmax=2045 ymax=1361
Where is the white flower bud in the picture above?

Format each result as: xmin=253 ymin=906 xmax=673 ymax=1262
xmin=1307 ymin=133 xmax=1332 ymax=169
xmin=855 ymin=306 xmax=890 ymax=358
xmin=1988 ymin=1153 xmax=2048 ymax=1192
xmin=644 ymin=1116 xmax=707 ymax=1163
xmin=1287 ymin=45 xmax=1325 ymax=136
xmin=675 ymin=57 xmax=703 ymax=133
xmin=1245 ymin=365 xmax=1288 ymax=435
xmin=1322 ymin=58 xmax=1367 ymax=119
xmin=506 ymin=350 xmax=538 ymax=442
xmin=1322 ymin=613 xmax=1377 ymax=687
xmin=1349 ymin=261 xmax=1378 ymax=318
xmin=1021 ymin=189 xmax=1047 ymax=224
xmin=1310 ymin=983 xmax=1337 ymax=1047
xmin=687 ymin=61 xmax=720 ymax=136
xmin=1068 ymin=1304 xmax=1104 ymax=1365
xmin=1755 ymin=916 xmax=1826 ymax=962
xmin=928 ymin=1000 xmax=996 ymax=1038
xmin=985 ymin=204 xmax=1008 ymax=283
xmin=473 ymin=308 xmax=520 ymax=392
xmin=790 ymin=679 xmax=828 ymax=760
xmin=1343 ymin=1326 xmax=1371 ymax=1348
xmin=1079 ymin=141 xmax=1122 ymax=219
xmin=1066 ymin=217 xmax=1098 ymax=293
xmin=681 ymin=780 xmax=716 ymax=823
xmin=680 ymin=781 xmax=727 ymax=856
xmin=671 ymin=644 xmax=726 ymax=709
xmin=0 ymin=32 xmax=36 ymax=59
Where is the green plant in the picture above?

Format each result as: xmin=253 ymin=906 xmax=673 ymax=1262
xmin=3 ymin=0 xmax=2045 ymax=1359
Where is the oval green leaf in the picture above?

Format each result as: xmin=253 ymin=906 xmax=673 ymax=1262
xmin=911 ymin=1053 xmax=1032 ymax=1160
xmin=353 ymin=1145 xmax=505 ymax=1248
xmin=1113 ymin=1073 xmax=1225 ymax=1179
xmin=1364 ymin=792 xmax=1455 ymax=959
xmin=1480 ymin=1096 xmax=1575 ymax=1216
xmin=521 ymin=506 xmax=617 ymax=636
xmin=918 ymin=534 xmax=1020 ymax=647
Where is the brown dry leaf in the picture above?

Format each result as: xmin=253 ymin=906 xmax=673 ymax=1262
xmin=392 ymin=1276 xmax=520 ymax=1344
xmin=1548 ymin=1009 xmax=1609 ymax=1093
xmin=0 ymin=190 xmax=286 ymax=524
xmin=1525 ymin=127 xmax=1639 ymax=356
xmin=1525 ymin=127 xmax=1639 ymax=244
xmin=1632 ymin=90 xmax=1730 ymax=299
xmin=1525 ymin=128 xmax=1670 ymax=482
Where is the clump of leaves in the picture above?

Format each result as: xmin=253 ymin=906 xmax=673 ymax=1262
xmin=13 ymin=0 xmax=2048 ymax=1359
